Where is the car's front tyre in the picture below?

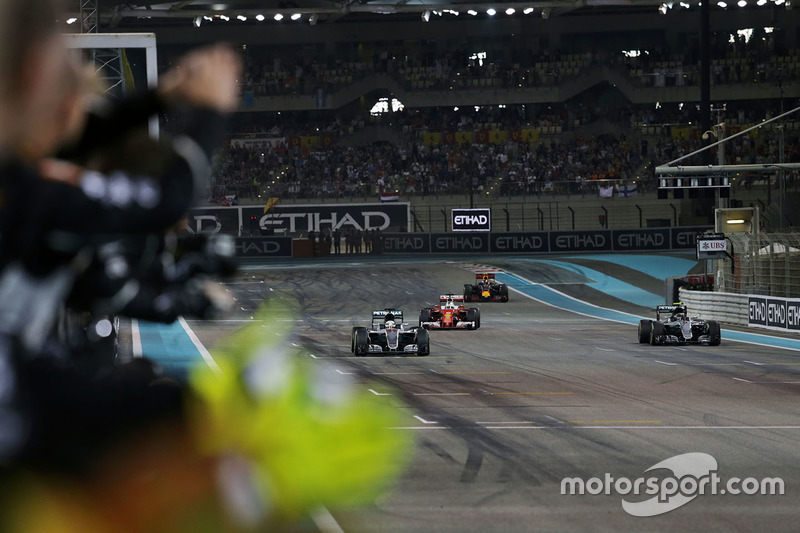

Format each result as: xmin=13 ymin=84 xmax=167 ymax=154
xmin=354 ymin=327 xmax=369 ymax=356
xmin=650 ymin=322 xmax=666 ymax=345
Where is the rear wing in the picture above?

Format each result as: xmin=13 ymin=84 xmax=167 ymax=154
xmin=372 ymin=309 xmax=404 ymax=327
xmin=656 ymin=303 xmax=685 ymax=319
xmin=439 ymin=294 xmax=465 ymax=303
xmin=476 ymin=273 xmax=496 ymax=280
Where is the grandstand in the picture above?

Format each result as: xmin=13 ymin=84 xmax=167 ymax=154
xmin=84 ymin=1 xmax=800 ymax=232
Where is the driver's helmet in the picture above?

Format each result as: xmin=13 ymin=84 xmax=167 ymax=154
xmin=482 ymin=275 xmax=490 ymax=283
xmin=672 ymin=305 xmax=688 ymax=318
xmin=384 ymin=313 xmax=395 ymax=327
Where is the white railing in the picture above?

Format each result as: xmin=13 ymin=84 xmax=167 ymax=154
xmin=678 ymin=289 xmax=749 ymax=326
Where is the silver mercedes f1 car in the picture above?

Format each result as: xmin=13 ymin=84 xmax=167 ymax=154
xmin=638 ymin=303 xmax=721 ymax=346
xmin=351 ymin=309 xmax=430 ymax=356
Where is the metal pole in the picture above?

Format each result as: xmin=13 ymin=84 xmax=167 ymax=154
xmin=662 ymin=103 xmax=800 ymax=167
xmin=700 ymin=0 xmax=711 ymax=156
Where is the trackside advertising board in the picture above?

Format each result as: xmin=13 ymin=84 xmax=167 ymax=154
xmin=451 ymin=208 xmax=491 ymax=232
xmin=235 ymin=237 xmax=293 ymax=258
xmin=748 ymin=296 xmax=800 ymax=332
xmin=190 ymin=203 xmax=411 ymax=235
xmin=383 ymin=227 xmax=711 ymax=254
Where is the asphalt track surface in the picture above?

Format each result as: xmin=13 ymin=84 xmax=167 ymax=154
xmin=138 ymin=253 xmax=800 ymax=532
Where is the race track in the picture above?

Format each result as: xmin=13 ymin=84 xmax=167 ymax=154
xmin=140 ymin=254 xmax=800 ymax=532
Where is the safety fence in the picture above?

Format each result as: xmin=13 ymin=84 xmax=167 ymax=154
xmin=715 ymin=232 xmax=800 ymax=298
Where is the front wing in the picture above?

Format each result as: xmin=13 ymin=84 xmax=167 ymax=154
xmin=364 ymin=343 xmax=424 ymax=354
xmin=659 ymin=334 xmax=717 ymax=345
xmin=420 ymin=320 xmax=476 ymax=329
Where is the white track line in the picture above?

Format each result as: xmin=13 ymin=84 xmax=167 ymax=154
xmin=131 ymin=318 xmax=143 ymax=358
xmin=310 ymin=507 xmax=346 ymax=533
xmin=178 ymin=316 xmax=222 ymax=375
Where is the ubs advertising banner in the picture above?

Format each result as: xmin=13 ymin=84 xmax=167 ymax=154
xmin=236 ymin=237 xmax=293 ymax=258
xmin=190 ymin=203 xmax=410 ymax=235
xmin=748 ymin=296 xmax=800 ymax=332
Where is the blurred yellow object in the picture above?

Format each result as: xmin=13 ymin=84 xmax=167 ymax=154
xmin=189 ymin=301 xmax=412 ymax=522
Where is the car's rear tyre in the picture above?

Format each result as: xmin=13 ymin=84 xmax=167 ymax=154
xmin=354 ymin=327 xmax=369 ymax=356
xmin=415 ymin=327 xmax=430 ymax=356
xmin=638 ymin=320 xmax=652 ymax=344
xmin=707 ymin=320 xmax=721 ymax=346
xmin=463 ymin=284 xmax=473 ymax=302
xmin=419 ymin=308 xmax=432 ymax=328
xmin=650 ymin=322 xmax=666 ymax=346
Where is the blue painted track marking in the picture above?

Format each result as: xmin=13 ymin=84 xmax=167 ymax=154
xmin=567 ymin=254 xmax=700 ymax=280
xmin=495 ymin=271 xmax=800 ymax=352
xmin=495 ymin=272 xmax=646 ymax=326
xmin=515 ymin=258 xmax=663 ymax=308
xmin=135 ymin=319 xmax=207 ymax=378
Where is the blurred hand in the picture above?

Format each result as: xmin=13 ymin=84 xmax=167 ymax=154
xmin=159 ymin=44 xmax=243 ymax=113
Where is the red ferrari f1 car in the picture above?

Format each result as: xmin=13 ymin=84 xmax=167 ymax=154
xmin=419 ymin=294 xmax=480 ymax=330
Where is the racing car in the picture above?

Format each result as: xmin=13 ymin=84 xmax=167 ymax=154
xmin=351 ymin=309 xmax=430 ymax=356
xmin=464 ymin=273 xmax=509 ymax=302
xmin=419 ymin=294 xmax=480 ymax=330
xmin=638 ymin=303 xmax=721 ymax=346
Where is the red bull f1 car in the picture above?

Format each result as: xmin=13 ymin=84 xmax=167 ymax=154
xmin=464 ymin=273 xmax=509 ymax=302
xmin=351 ymin=309 xmax=430 ymax=356
xmin=419 ymin=295 xmax=481 ymax=330
xmin=638 ymin=303 xmax=721 ymax=346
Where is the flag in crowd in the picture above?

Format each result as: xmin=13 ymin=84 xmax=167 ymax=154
xmin=380 ymin=191 xmax=400 ymax=203
xmin=619 ymin=184 xmax=638 ymax=198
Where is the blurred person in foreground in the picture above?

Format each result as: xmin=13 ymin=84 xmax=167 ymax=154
xmin=0 ymin=3 xmax=411 ymax=532
xmin=0 ymin=0 xmax=238 ymax=498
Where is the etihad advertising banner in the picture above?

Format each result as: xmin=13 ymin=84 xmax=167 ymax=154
xmin=748 ymin=296 xmax=800 ymax=332
xmin=235 ymin=237 xmax=293 ymax=258
xmin=451 ymin=208 xmax=491 ymax=232
xmin=382 ymin=227 xmax=712 ymax=255
xmin=191 ymin=203 xmax=411 ymax=235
